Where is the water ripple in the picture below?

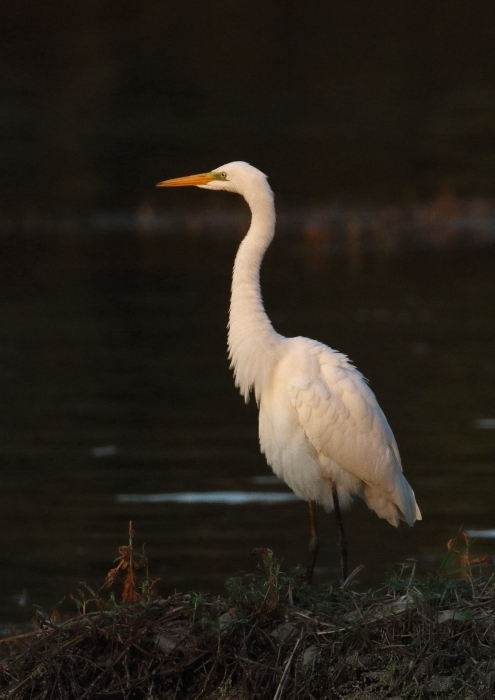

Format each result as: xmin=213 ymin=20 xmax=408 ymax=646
xmin=116 ymin=491 xmax=300 ymax=504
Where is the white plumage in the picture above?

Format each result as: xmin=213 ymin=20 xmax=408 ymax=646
xmin=261 ymin=336 xmax=420 ymax=526
xmin=157 ymin=161 xmax=421 ymax=581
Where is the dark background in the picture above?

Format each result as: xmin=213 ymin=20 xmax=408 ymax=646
xmin=2 ymin=0 xmax=495 ymax=218
xmin=1 ymin=1 xmax=495 ymax=617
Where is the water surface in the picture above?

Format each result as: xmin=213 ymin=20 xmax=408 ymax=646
xmin=0 ymin=227 xmax=494 ymax=620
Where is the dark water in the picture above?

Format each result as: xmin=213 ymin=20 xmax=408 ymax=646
xmin=0 ymin=226 xmax=494 ymax=620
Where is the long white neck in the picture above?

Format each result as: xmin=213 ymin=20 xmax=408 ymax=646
xmin=228 ymin=182 xmax=285 ymax=403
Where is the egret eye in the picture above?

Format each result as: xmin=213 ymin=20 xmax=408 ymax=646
xmin=220 ymin=172 xmax=228 ymax=179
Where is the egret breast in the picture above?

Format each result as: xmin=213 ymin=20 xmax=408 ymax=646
xmin=258 ymin=372 xmax=337 ymax=505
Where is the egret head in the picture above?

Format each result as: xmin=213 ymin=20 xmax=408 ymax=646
xmin=157 ymin=161 xmax=269 ymax=198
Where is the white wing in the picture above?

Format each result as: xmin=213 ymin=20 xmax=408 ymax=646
xmin=288 ymin=344 xmax=421 ymax=526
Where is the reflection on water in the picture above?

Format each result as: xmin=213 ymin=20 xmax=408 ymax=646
xmin=0 ymin=225 xmax=494 ymax=620
xmin=116 ymin=492 xmax=299 ymax=504
xmin=474 ymin=419 xmax=495 ymax=430
xmin=466 ymin=530 xmax=495 ymax=539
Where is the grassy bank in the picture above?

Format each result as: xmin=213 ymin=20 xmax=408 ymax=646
xmin=1 ymin=530 xmax=494 ymax=700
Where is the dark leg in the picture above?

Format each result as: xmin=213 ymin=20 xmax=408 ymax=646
xmin=305 ymin=500 xmax=319 ymax=584
xmin=332 ymin=485 xmax=348 ymax=584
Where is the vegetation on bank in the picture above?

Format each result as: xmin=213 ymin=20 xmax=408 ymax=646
xmin=1 ymin=525 xmax=494 ymax=700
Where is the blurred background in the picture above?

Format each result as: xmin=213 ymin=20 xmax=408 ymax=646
xmin=0 ymin=0 xmax=494 ymax=620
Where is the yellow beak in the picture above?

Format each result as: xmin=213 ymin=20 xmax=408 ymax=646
xmin=156 ymin=172 xmax=216 ymax=188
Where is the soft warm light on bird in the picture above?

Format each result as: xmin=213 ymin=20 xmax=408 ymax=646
xmin=157 ymin=161 xmax=421 ymax=583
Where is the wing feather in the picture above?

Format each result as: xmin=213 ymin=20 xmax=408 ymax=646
xmin=288 ymin=360 xmax=420 ymax=525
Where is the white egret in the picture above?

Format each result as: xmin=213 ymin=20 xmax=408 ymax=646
xmin=157 ymin=162 xmax=421 ymax=583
